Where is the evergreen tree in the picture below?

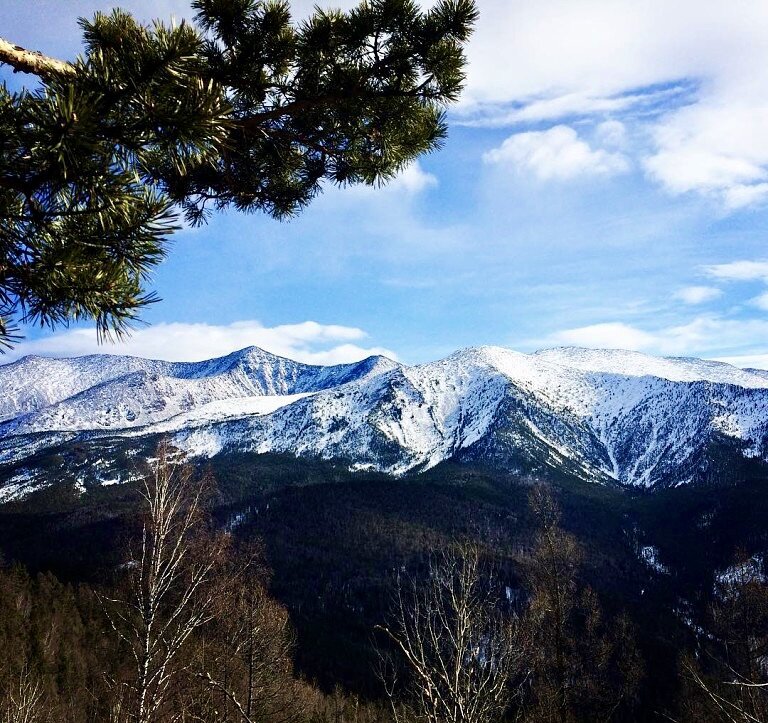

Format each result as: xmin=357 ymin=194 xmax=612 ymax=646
xmin=0 ymin=0 xmax=476 ymax=346
xmin=523 ymin=485 xmax=643 ymax=723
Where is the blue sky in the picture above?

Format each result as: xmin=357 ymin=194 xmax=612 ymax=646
xmin=2 ymin=0 xmax=768 ymax=367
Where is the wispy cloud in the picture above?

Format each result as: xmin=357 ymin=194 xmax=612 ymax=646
xmin=673 ymin=286 xmax=723 ymax=305
xmin=455 ymin=84 xmax=692 ymax=128
xmin=697 ymin=259 xmax=768 ymax=314
xmin=702 ymin=260 xmax=768 ymax=281
xmin=456 ymin=92 xmax=638 ymax=128
xmin=0 ymin=321 xmax=398 ymax=365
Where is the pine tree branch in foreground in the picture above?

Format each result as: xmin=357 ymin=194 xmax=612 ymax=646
xmin=0 ymin=0 xmax=477 ymax=349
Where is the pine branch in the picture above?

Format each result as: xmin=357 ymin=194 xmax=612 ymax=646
xmin=0 ymin=37 xmax=74 ymax=78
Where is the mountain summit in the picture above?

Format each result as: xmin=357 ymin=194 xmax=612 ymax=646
xmin=1 ymin=346 xmax=766 ymax=500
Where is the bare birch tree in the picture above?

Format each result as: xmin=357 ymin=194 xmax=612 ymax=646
xmin=0 ymin=665 xmax=48 ymax=723
xmin=682 ymin=659 xmax=768 ymax=723
xmin=680 ymin=551 xmax=768 ymax=723
xmin=378 ymin=542 xmax=526 ymax=723
xmin=101 ymin=441 xmax=229 ymax=723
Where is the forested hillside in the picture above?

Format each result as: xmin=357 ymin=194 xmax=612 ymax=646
xmin=0 ymin=450 xmax=765 ymax=721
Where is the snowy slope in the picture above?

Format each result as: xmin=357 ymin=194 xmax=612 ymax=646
xmin=0 ymin=348 xmax=397 ymax=434
xmin=0 ymin=345 xmax=766 ymax=496
xmin=535 ymin=347 xmax=768 ymax=388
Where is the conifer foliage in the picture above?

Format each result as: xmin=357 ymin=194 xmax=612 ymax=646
xmin=0 ymin=0 xmax=476 ymax=346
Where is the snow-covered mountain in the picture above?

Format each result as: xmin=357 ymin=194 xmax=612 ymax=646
xmin=1 ymin=345 xmax=767 ymax=500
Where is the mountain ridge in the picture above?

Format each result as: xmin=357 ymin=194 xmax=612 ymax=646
xmin=0 ymin=344 xmax=766 ymax=499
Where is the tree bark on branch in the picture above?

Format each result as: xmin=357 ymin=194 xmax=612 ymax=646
xmin=0 ymin=37 xmax=74 ymax=78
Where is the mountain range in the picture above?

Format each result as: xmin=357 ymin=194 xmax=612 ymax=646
xmin=1 ymin=345 xmax=767 ymax=501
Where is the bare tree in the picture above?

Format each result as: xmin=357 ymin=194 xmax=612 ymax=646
xmin=682 ymin=658 xmax=767 ymax=723
xmin=524 ymin=485 xmax=582 ymax=723
xmin=0 ymin=665 xmax=48 ymax=723
xmin=680 ymin=551 xmax=768 ymax=723
xmin=101 ymin=441 xmax=229 ymax=723
xmin=378 ymin=541 xmax=526 ymax=723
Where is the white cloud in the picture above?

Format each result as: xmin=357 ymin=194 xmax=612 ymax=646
xmin=1 ymin=320 xmax=398 ymax=365
xmin=644 ymin=148 xmax=765 ymax=196
xmin=545 ymin=322 xmax=656 ymax=350
xmin=751 ymin=291 xmax=768 ymax=311
xmin=458 ymin=93 xmax=639 ymax=127
xmin=595 ymin=120 xmax=627 ymax=149
xmin=542 ymin=315 xmax=768 ymax=357
xmin=483 ymin=125 xmax=629 ymax=181
xmin=703 ymin=260 xmax=768 ymax=281
xmin=340 ymin=160 xmax=437 ymax=199
xmin=455 ymin=85 xmax=691 ymax=128
xmin=458 ymin=1 xmax=768 ymax=109
xmin=643 ymin=104 xmax=768 ymax=209
xmin=694 ymin=262 xmax=768 ymax=313
xmin=389 ymin=161 xmax=438 ymax=194
xmin=714 ymin=353 xmax=768 ymax=370
xmin=673 ymin=286 xmax=723 ymax=305
xmin=723 ymin=183 xmax=768 ymax=210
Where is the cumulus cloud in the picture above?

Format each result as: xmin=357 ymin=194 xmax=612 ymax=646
xmin=340 ymin=160 xmax=438 ymax=200
xmin=1 ymin=321 xmax=398 ymax=365
xmin=644 ymin=149 xmax=763 ymax=197
xmin=483 ymin=125 xmax=629 ymax=181
xmin=722 ymin=183 xmax=768 ymax=210
xmin=673 ymin=286 xmax=723 ymax=305
xmin=595 ymin=120 xmax=628 ymax=149
xmin=387 ymin=161 xmax=439 ymax=194
xmin=644 ymin=103 xmax=768 ymax=209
